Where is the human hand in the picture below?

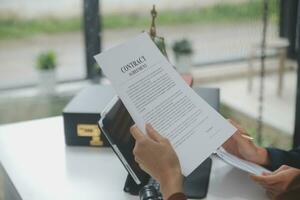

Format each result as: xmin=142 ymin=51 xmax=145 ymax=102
xmin=130 ymin=124 xmax=183 ymax=199
xmin=222 ymin=119 xmax=269 ymax=166
xmin=250 ymin=165 xmax=300 ymax=199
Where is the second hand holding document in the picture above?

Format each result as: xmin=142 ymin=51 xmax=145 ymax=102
xmin=94 ymin=33 xmax=237 ymax=176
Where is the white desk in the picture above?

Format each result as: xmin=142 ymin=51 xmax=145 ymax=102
xmin=0 ymin=117 xmax=267 ymax=200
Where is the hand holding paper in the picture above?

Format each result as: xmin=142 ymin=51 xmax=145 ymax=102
xmin=216 ymin=147 xmax=271 ymax=175
xmin=94 ymin=33 xmax=236 ymax=176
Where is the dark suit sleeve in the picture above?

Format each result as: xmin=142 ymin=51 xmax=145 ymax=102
xmin=266 ymin=147 xmax=300 ymax=171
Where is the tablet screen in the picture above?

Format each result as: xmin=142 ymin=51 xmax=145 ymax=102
xmin=100 ymin=97 xmax=149 ymax=185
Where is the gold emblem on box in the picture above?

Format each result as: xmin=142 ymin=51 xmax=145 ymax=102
xmin=77 ymin=124 xmax=103 ymax=146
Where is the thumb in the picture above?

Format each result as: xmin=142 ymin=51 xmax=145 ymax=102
xmin=130 ymin=125 xmax=145 ymax=141
xmin=272 ymin=165 xmax=290 ymax=175
xmin=145 ymin=124 xmax=164 ymax=142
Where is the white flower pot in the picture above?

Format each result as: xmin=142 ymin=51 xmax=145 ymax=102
xmin=175 ymin=54 xmax=193 ymax=73
xmin=38 ymin=69 xmax=56 ymax=95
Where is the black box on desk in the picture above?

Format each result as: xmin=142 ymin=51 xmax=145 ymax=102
xmin=63 ymin=85 xmax=115 ymax=147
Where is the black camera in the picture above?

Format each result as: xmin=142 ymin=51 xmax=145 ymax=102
xmin=139 ymin=178 xmax=163 ymax=200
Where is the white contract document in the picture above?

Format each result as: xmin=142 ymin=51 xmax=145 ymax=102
xmin=216 ymin=147 xmax=271 ymax=175
xmin=94 ymin=33 xmax=237 ymax=176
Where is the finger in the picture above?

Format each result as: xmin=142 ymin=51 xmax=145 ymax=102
xmin=252 ymin=175 xmax=280 ymax=190
xmin=262 ymin=172 xmax=271 ymax=176
xmin=134 ymin=155 xmax=142 ymax=164
xmin=145 ymin=123 xmax=164 ymax=142
xmin=250 ymin=174 xmax=279 ymax=185
xmin=138 ymin=163 xmax=145 ymax=170
xmin=222 ymin=140 xmax=231 ymax=150
xmin=138 ymin=163 xmax=148 ymax=174
xmin=250 ymin=174 xmax=272 ymax=184
xmin=259 ymin=181 xmax=279 ymax=189
xmin=273 ymin=165 xmax=289 ymax=174
xmin=130 ymin=125 xmax=145 ymax=141
xmin=250 ymin=174 xmax=263 ymax=182
xmin=258 ymin=167 xmax=287 ymax=183
xmin=222 ymin=139 xmax=238 ymax=154
xmin=227 ymin=119 xmax=247 ymax=133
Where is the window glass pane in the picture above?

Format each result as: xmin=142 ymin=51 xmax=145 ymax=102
xmin=0 ymin=0 xmax=86 ymax=89
xmin=0 ymin=0 xmax=295 ymax=150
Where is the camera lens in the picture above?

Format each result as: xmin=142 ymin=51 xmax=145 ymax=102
xmin=139 ymin=185 xmax=162 ymax=200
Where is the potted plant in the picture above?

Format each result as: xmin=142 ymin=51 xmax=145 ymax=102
xmin=172 ymin=39 xmax=194 ymax=73
xmin=36 ymin=50 xmax=57 ymax=95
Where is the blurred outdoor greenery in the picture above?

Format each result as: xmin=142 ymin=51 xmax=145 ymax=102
xmin=0 ymin=0 xmax=278 ymax=40
xmin=220 ymin=104 xmax=292 ymax=150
